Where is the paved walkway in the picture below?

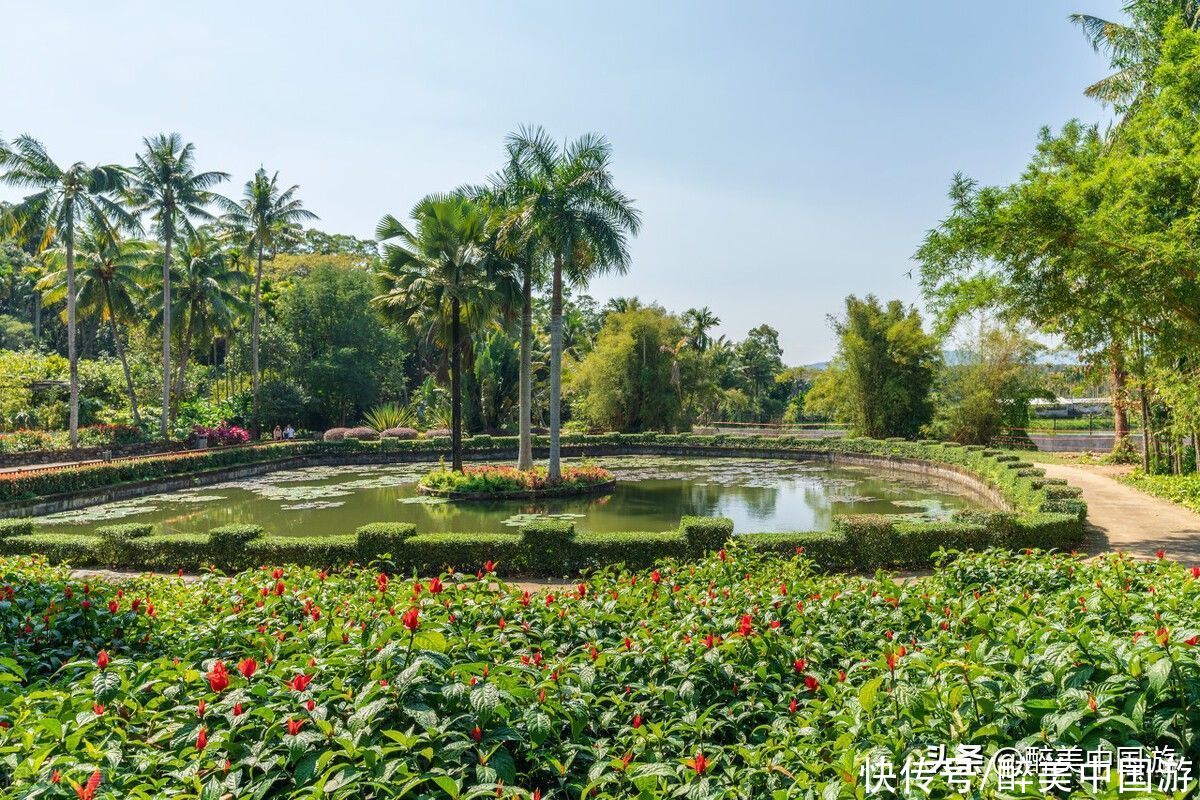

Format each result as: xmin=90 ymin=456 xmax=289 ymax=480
xmin=1042 ymin=463 xmax=1200 ymax=563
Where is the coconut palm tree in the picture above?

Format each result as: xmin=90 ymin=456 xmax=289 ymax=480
xmin=503 ymin=126 xmax=641 ymax=479
xmin=683 ymin=307 xmax=720 ymax=352
xmin=0 ymin=135 xmax=135 ymax=446
xmin=220 ymin=168 xmax=317 ymax=422
xmin=372 ymin=195 xmax=502 ymax=471
xmin=146 ymin=229 xmax=249 ymax=402
xmin=39 ymin=229 xmax=153 ymax=426
xmin=1071 ymin=2 xmax=1200 ymax=114
xmin=126 ymin=133 xmax=228 ymax=436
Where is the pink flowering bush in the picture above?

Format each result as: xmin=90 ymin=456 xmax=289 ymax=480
xmin=192 ymin=423 xmax=250 ymax=447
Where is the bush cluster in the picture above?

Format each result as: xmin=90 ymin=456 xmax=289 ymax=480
xmin=418 ymin=464 xmax=613 ymax=495
xmin=1 ymin=548 xmax=1198 ymax=797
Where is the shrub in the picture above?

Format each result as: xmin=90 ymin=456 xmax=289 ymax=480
xmin=95 ymin=522 xmax=153 ymax=544
xmin=362 ymin=402 xmax=415 ymax=432
xmin=208 ymin=524 xmax=265 ymax=547
xmin=381 ymin=427 xmax=419 ymax=439
xmin=322 ymin=427 xmax=350 ymax=441
xmin=423 ymin=428 xmax=451 ymax=438
xmin=344 ymin=426 xmax=379 ymax=441
xmin=0 ymin=518 xmax=33 ymax=539
xmin=193 ymin=422 xmax=251 ymax=446
xmin=834 ymin=514 xmax=895 ymax=563
xmin=356 ymin=522 xmax=416 ymax=559
xmin=679 ymin=515 xmax=734 ymax=553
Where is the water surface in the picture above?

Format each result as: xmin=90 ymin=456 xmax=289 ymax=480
xmin=38 ymin=456 xmax=982 ymax=536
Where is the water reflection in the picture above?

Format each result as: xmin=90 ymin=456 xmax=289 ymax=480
xmin=39 ymin=456 xmax=981 ymax=537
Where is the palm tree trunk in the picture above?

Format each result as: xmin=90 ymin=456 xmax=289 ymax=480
xmin=161 ymin=233 xmax=173 ymax=439
xmin=518 ymin=263 xmax=533 ymax=471
xmin=104 ymin=285 xmax=141 ymax=427
xmin=451 ymin=297 xmax=463 ymax=472
xmin=252 ymin=243 xmax=264 ymax=428
xmin=548 ymin=252 xmax=564 ymax=480
xmin=1139 ymin=382 xmax=1152 ymax=472
xmin=32 ymin=285 xmax=41 ymax=341
xmin=65 ymin=234 xmax=79 ymax=449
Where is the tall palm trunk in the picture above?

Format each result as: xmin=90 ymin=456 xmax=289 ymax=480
xmin=251 ymin=242 xmax=264 ymax=427
xmin=65 ymin=233 xmax=79 ymax=449
xmin=548 ymin=252 xmax=564 ymax=480
xmin=450 ymin=297 xmax=463 ymax=472
xmin=160 ymin=231 xmax=173 ymax=439
xmin=103 ymin=284 xmax=141 ymax=427
xmin=518 ymin=263 xmax=533 ymax=471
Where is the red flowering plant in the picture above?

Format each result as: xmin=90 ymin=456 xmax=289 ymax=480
xmin=1 ymin=548 xmax=1200 ymax=797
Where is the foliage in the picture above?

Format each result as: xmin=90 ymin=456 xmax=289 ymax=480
xmin=806 ymin=296 xmax=939 ymax=438
xmin=926 ymin=325 xmax=1050 ymax=444
xmin=567 ymin=306 xmax=691 ymax=432
xmin=362 ymin=402 xmax=416 ymax=433
xmin=3 ymin=548 xmax=1199 ymax=797
xmin=1122 ymin=470 xmax=1200 ymax=515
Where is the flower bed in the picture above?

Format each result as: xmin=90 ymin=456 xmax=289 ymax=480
xmin=1 ymin=547 xmax=1198 ymax=797
xmin=1122 ymin=470 xmax=1200 ymax=515
xmin=417 ymin=464 xmax=615 ymax=499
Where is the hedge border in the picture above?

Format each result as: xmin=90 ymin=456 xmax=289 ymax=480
xmin=0 ymin=433 xmax=1087 ymax=575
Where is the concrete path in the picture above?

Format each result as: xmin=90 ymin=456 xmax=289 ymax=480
xmin=1042 ymin=462 xmax=1200 ymax=563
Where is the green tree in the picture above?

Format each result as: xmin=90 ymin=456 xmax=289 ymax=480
xmin=567 ymin=306 xmax=691 ymax=433
xmin=373 ymin=195 xmax=503 ymax=470
xmin=0 ymin=135 xmax=134 ymax=446
xmin=736 ymin=325 xmax=787 ymax=421
xmin=806 ymin=295 xmax=939 ymax=438
xmin=503 ymin=127 xmax=641 ymax=479
xmin=928 ymin=325 xmax=1049 ymax=444
xmin=221 ymin=168 xmax=317 ymax=424
xmin=127 ymin=133 xmax=228 ymax=436
xmin=38 ymin=229 xmax=153 ymax=426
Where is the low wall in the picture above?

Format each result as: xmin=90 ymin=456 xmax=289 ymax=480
xmin=5 ymin=444 xmax=1005 ymax=520
xmin=0 ymin=440 xmax=190 ymax=470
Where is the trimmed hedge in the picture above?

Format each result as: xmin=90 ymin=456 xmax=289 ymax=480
xmin=0 ymin=518 xmax=33 ymax=538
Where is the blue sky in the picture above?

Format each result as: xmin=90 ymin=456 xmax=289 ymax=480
xmin=1 ymin=1 xmax=1122 ymax=363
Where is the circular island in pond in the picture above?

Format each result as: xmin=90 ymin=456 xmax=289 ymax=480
xmin=417 ymin=464 xmax=616 ymax=501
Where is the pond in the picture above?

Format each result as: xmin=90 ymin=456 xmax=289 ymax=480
xmin=37 ymin=456 xmax=984 ymax=537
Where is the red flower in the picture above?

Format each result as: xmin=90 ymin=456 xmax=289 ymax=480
xmin=238 ymin=657 xmax=258 ymax=678
xmin=75 ymin=770 xmax=101 ymax=800
xmin=793 ymin=658 xmax=806 ymax=673
xmin=96 ymin=650 xmax=109 ymax=671
xmin=107 ymin=599 xmax=118 ymax=614
xmin=93 ymin=703 xmax=105 ymax=716
xmin=805 ymin=675 xmax=820 ymax=693
xmin=51 ymin=770 xmax=60 ymax=783
xmin=691 ymin=751 xmax=708 ymax=775
xmin=286 ymin=717 xmax=305 ymax=735
xmin=886 ymin=652 xmax=898 ymax=672
xmin=1088 ymin=694 xmax=1097 ymax=712
xmin=788 ymin=698 xmax=798 ymax=713
xmin=233 ymin=702 xmax=244 ymax=717
xmin=483 ymin=560 xmax=496 ymax=574
xmin=1186 ymin=635 xmax=1199 ymax=647
xmin=651 ymin=570 xmax=662 ymax=585
xmin=428 ymin=577 xmax=443 ymax=594
xmin=207 ymin=660 xmax=230 ymax=693
xmin=288 ymin=673 xmax=313 ymax=692
xmin=632 ymin=714 xmax=642 ymax=729
xmin=471 ymin=725 xmax=483 ymax=742
xmin=402 ymin=606 xmax=420 ymax=631
xmin=196 ymin=726 xmax=208 ymax=751
xmin=197 ymin=699 xmax=206 ymax=717
xmin=1156 ymin=627 xmax=1170 ymax=647
xmin=737 ymin=614 xmax=753 ymax=637
xmin=1191 ymin=565 xmax=1200 ymax=579
xmin=376 ymin=572 xmax=389 ymax=593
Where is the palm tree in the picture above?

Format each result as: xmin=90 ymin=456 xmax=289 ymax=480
xmin=0 ymin=135 xmax=135 ymax=446
xmin=471 ymin=157 xmax=546 ymax=471
xmin=147 ymin=230 xmax=250 ymax=402
xmin=1071 ymin=2 xmax=1200 ymax=114
xmin=683 ymin=307 xmax=720 ymax=352
xmin=372 ymin=195 xmax=503 ymax=471
xmin=39 ymin=229 xmax=153 ymax=426
xmin=126 ymin=133 xmax=228 ymax=437
xmin=504 ymin=126 xmax=641 ymax=479
xmin=221 ymin=168 xmax=317 ymax=423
